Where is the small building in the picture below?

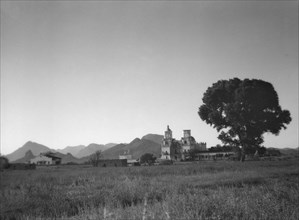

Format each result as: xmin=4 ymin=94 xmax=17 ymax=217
xmin=119 ymin=153 xmax=140 ymax=166
xmin=30 ymin=153 xmax=61 ymax=165
xmin=30 ymin=155 xmax=52 ymax=165
xmin=119 ymin=151 xmax=132 ymax=160
xmin=43 ymin=152 xmax=62 ymax=165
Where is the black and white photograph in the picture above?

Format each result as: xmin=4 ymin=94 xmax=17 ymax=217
xmin=0 ymin=0 xmax=298 ymax=219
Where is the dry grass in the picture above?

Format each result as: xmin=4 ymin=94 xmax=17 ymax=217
xmin=0 ymin=160 xmax=298 ymax=219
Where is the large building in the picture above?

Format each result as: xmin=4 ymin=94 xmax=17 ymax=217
xmin=161 ymin=125 xmax=207 ymax=161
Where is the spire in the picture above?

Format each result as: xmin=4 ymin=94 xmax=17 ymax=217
xmin=165 ymin=125 xmax=172 ymax=139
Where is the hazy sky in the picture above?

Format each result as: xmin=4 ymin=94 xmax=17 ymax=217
xmin=1 ymin=1 xmax=298 ymax=155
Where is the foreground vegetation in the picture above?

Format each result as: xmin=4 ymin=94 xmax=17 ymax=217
xmin=1 ymin=159 xmax=298 ymax=219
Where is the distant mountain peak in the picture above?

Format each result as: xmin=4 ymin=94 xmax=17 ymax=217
xmin=7 ymin=141 xmax=52 ymax=162
xmin=24 ymin=141 xmax=36 ymax=145
xmin=141 ymin=134 xmax=163 ymax=145
xmin=75 ymin=143 xmax=112 ymax=158
xmin=130 ymin=138 xmax=141 ymax=144
xmin=87 ymin=143 xmax=104 ymax=147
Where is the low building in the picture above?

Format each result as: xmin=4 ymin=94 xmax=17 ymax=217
xmin=30 ymin=155 xmax=52 ymax=165
xmin=119 ymin=151 xmax=140 ymax=166
xmin=30 ymin=153 xmax=61 ymax=165
xmin=197 ymin=151 xmax=235 ymax=160
xmin=119 ymin=151 xmax=132 ymax=160
xmin=43 ymin=152 xmax=62 ymax=165
xmin=127 ymin=159 xmax=140 ymax=166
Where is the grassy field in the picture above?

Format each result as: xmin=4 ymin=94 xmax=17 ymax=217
xmin=1 ymin=159 xmax=298 ymax=220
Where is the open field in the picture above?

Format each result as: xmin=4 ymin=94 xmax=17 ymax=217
xmin=1 ymin=159 xmax=299 ymax=219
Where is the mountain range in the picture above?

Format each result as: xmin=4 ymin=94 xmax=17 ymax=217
xmin=74 ymin=143 xmax=116 ymax=158
xmin=5 ymin=134 xmax=163 ymax=163
xmin=6 ymin=135 xmax=296 ymax=164
xmin=12 ymin=150 xmax=89 ymax=164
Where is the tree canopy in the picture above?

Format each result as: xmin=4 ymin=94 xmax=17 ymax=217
xmin=198 ymin=78 xmax=291 ymax=158
xmin=89 ymin=150 xmax=102 ymax=167
xmin=140 ymin=153 xmax=156 ymax=165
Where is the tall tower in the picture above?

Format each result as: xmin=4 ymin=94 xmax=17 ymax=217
xmin=165 ymin=125 xmax=172 ymax=139
xmin=183 ymin=130 xmax=191 ymax=138
xmin=161 ymin=125 xmax=173 ymax=160
xmin=181 ymin=129 xmax=196 ymax=153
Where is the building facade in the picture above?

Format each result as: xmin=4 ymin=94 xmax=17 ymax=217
xmin=161 ymin=125 xmax=207 ymax=161
xmin=30 ymin=155 xmax=53 ymax=165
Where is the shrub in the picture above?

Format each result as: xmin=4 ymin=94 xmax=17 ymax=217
xmin=0 ymin=156 xmax=9 ymax=170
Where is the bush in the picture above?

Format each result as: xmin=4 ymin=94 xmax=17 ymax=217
xmin=0 ymin=156 xmax=9 ymax=170
xmin=140 ymin=153 xmax=156 ymax=165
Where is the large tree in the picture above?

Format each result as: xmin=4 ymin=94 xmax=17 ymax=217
xmin=198 ymin=78 xmax=291 ymax=161
xmin=89 ymin=150 xmax=102 ymax=167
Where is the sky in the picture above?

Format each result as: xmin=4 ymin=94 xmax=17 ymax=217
xmin=1 ymin=1 xmax=298 ymax=155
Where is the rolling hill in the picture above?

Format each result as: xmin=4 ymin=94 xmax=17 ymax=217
xmin=56 ymin=145 xmax=85 ymax=156
xmin=279 ymin=147 xmax=299 ymax=156
xmin=75 ymin=143 xmax=114 ymax=158
xmin=102 ymin=135 xmax=162 ymax=159
xmin=56 ymin=143 xmax=117 ymax=158
xmin=141 ymin=134 xmax=163 ymax=145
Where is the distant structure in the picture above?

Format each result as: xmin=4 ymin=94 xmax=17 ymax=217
xmin=119 ymin=150 xmax=140 ymax=166
xmin=161 ymin=125 xmax=207 ymax=161
xmin=30 ymin=152 xmax=61 ymax=165
xmin=119 ymin=150 xmax=132 ymax=160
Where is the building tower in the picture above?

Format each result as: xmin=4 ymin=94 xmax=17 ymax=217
xmin=161 ymin=125 xmax=173 ymax=160
xmin=183 ymin=130 xmax=191 ymax=139
xmin=165 ymin=125 xmax=172 ymax=139
xmin=181 ymin=129 xmax=196 ymax=152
